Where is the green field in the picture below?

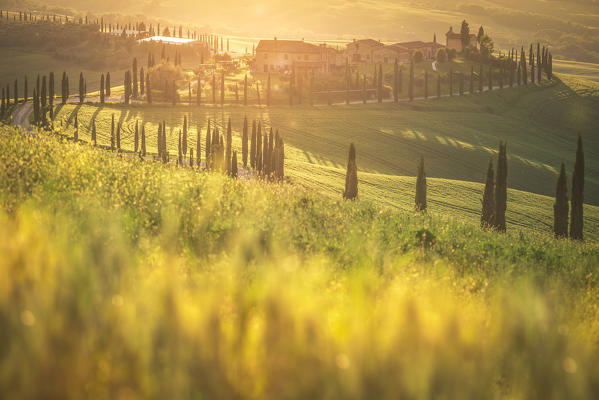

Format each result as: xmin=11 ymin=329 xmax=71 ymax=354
xmin=52 ymin=73 xmax=599 ymax=240
xmin=1 ymin=122 xmax=599 ymax=398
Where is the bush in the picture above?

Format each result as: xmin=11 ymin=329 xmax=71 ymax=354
xmin=436 ymin=48 xmax=447 ymax=62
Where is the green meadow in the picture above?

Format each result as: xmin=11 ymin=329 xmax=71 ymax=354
xmin=52 ymin=73 xmax=599 ymax=239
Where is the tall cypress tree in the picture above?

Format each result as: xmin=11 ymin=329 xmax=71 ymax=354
xmin=554 ymin=162 xmax=569 ymax=238
xmin=110 ymin=114 xmax=115 ymax=150
xmin=262 ymin=128 xmax=269 ymax=176
xmin=91 ymin=119 xmax=97 ymax=146
xmin=116 ymin=122 xmax=121 ymax=151
xmin=140 ymin=67 xmax=145 ymax=96
xmin=531 ymin=53 xmax=535 ymax=84
xmin=141 ymin=124 xmax=146 ymax=156
xmin=106 ymin=72 xmax=111 ymax=96
xmin=343 ymin=143 xmax=358 ymax=200
xmin=13 ymin=79 xmax=18 ymax=105
xmin=242 ymin=116 xmax=248 ymax=167
xmin=570 ymin=135 xmax=584 ymax=240
xmin=124 ymin=71 xmax=131 ymax=105
xmin=231 ymin=151 xmax=238 ymax=178
xmin=244 ymin=74 xmax=248 ymax=106
xmin=41 ymin=76 xmax=46 ymax=108
xmin=183 ymin=115 xmax=188 ymax=157
xmin=48 ymin=72 xmax=54 ymax=107
xmin=132 ymin=58 xmax=138 ymax=98
xmin=415 ymin=156 xmax=427 ymax=212
xmin=226 ymin=117 xmax=232 ymax=173
xmin=250 ymin=120 xmax=256 ymax=168
xmin=256 ymin=123 xmax=263 ymax=172
xmin=24 ymin=76 xmax=28 ymax=103
xmin=146 ymin=73 xmax=152 ymax=104
xmin=134 ymin=120 xmax=139 ymax=153
xmin=481 ymin=158 xmax=495 ymax=229
xmin=494 ymin=141 xmax=507 ymax=232
xmin=205 ymin=120 xmax=211 ymax=164
xmin=79 ymin=72 xmax=85 ymax=104
xmin=100 ymin=74 xmax=105 ymax=103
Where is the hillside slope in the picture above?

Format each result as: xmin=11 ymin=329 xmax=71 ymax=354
xmin=1 ymin=122 xmax=599 ymax=398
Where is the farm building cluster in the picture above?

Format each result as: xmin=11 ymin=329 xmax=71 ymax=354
xmin=252 ymin=27 xmax=477 ymax=74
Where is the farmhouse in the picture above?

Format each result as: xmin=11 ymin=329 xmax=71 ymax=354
xmin=346 ymin=39 xmax=384 ymax=64
xmin=254 ymin=39 xmax=336 ymax=73
xmin=395 ymin=39 xmax=444 ymax=61
xmin=372 ymin=44 xmax=411 ymax=64
xmin=445 ymin=27 xmax=478 ymax=53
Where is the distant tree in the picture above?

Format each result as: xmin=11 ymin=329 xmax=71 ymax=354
xmin=250 ymin=120 xmax=256 ymax=168
xmin=116 ymin=122 xmax=121 ymax=151
xmin=413 ymin=51 xmax=423 ymax=63
xmin=41 ymin=76 xmax=46 ymax=108
xmin=91 ymin=119 xmax=97 ymax=146
xmin=226 ymin=118 xmax=232 ymax=173
xmin=106 ymin=72 xmax=111 ymax=96
xmin=256 ymin=122 xmax=263 ymax=172
xmin=242 ymin=116 xmax=248 ymax=167
xmin=415 ymin=155 xmax=427 ymax=212
xmin=436 ymin=48 xmax=447 ymax=62
xmin=494 ymin=141 xmax=507 ymax=232
xmin=517 ymin=63 xmax=522 ymax=86
xmin=183 ymin=115 xmax=188 ymax=157
xmin=570 ymin=134 xmax=584 ymax=240
xmin=132 ymin=58 xmax=138 ymax=98
xmin=48 ymin=72 xmax=54 ymax=107
xmin=13 ymin=79 xmax=18 ymax=105
xmin=479 ymin=35 xmax=494 ymax=59
xmin=481 ymin=158 xmax=495 ymax=229
xmin=477 ymin=26 xmax=484 ymax=43
xmin=548 ymin=52 xmax=553 ymax=80
xmin=140 ymin=67 xmax=145 ymax=95
xmin=262 ymin=128 xmax=269 ymax=176
xmin=343 ymin=143 xmax=358 ymax=200
xmin=231 ymin=151 xmax=238 ymax=178
xmin=424 ymin=70 xmax=428 ymax=99
xmin=460 ymin=19 xmax=470 ymax=49
xmin=521 ymin=50 xmax=528 ymax=84
xmin=124 ymin=71 xmax=131 ymax=104
xmin=24 ymin=76 xmax=28 ymax=103
xmin=141 ymin=124 xmax=146 ymax=156
xmin=554 ymin=162 xmax=569 ymax=238
xmin=79 ymin=73 xmax=85 ymax=104
xmin=146 ymin=73 xmax=152 ymax=104
xmin=100 ymin=74 xmax=105 ymax=103
xmin=205 ymin=120 xmax=211 ymax=163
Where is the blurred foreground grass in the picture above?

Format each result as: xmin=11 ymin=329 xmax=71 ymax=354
xmin=1 ymin=124 xmax=598 ymax=399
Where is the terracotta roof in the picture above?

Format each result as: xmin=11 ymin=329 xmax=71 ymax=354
xmin=256 ymin=40 xmax=321 ymax=54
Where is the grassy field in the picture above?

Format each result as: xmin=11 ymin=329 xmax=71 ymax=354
xmin=1 ymin=122 xmax=599 ymax=398
xmin=553 ymin=59 xmax=599 ymax=83
xmin=51 ymin=73 xmax=599 ymax=240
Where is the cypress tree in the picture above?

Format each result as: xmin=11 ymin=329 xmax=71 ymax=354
xmin=134 ymin=120 xmax=139 ymax=153
xmin=531 ymin=53 xmax=535 ymax=84
xmin=537 ymin=43 xmax=542 ymax=82
xmin=106 ymin=72 xmax=111 ymax=96
xmin=205 ymin=120 xmax=211 ymax=165
xmin=74 ymin=114 xmax=79 ymax=141
xmin=554 ymin=162 xmax=569 ymax=238
xmin=197 ymin=79 xmax=202 ymax=106
xmin=190 ymin=148 xmax=194 ymax=168
xmin=132 ymin=58 xmax=138 ymax=98
xmin=517 ymin=63 xmax=521 ymax=86
xmin=146 ymin=73 xmax=152 ymax=104
xmin=494 ymin=141 xmax=507 ymax=232
xmin=408 ymin=61 xmax=414 ymax=101
xmin=424 ymin=70 xmax=428 ymax=99
xmin=250 ymin=120 xmax=256 ymax=168
xmin=79 ymin=72 xmax=85 ymax=103
xmin=178 ymin=130 xmax=182 ymax=165
xmin=141 ymin=124 xmax=146 ymax=156
xmin=262 ymin=128 xmax=269 ymax=176
xmin=570 ymin=135 xmax=584 ymax=240
xmin=522 ymin=51 xmax=528 ymax=85
xmin=481 ymin=158 xmax=495 ymax=229
xmin=393 ymin=59 xmax=399 ymax=103
xmin=343 ymin=143 xmax=358 ymax=200
xmin=24 ymin=76 xmax=28 ymax=103
xmin=100 ymin=74 xmax=105 ymax=103
xmin=226 ymin=117 xmax=232 ymax=173
xmin=415 ymin=156 xmax=427 ymax=212
xmin=267 ymin=127 xmax=274 ymax=177
xmin=242 ymin=116 xmax=248 ymax=167
xmin=378 ymin=64 xmax=383 ymax=103
xmin=13 ymin=79 xmax=18 ymax=105
xmin=231 ymin=151 xmax=238 ymax=178
xmin=91 ymin=119 xmax=97 ymax=146
xmin=256 ymin=123 xmax=263 ymax=172
xmin=140 ymin=67 xmax=145 ymax=95
xmin=212 ymin=73 xmax=216 ymax=104
xmin=41 ymin=76 xmax=47 ymax=108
